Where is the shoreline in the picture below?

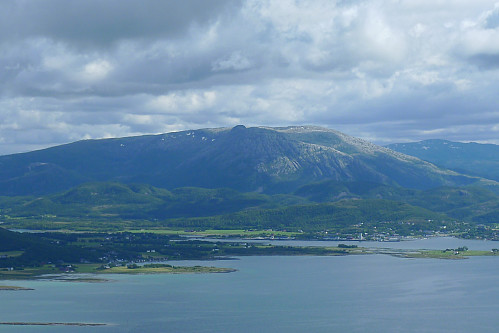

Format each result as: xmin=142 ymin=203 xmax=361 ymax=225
xmin=0 ymin=285 xmax=34 ymax=290
xmin=0 ymin=322 xmax=107 ymax=326
xmin=2 ymin=242 xmax=499 ymax=281
xmin=0 ymin=264 xmax=238 ymax=281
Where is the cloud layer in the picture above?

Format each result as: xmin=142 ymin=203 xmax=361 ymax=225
xmin=1 ymin=0 xmax=499 ymax=154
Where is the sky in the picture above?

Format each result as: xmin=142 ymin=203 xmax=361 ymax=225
xmin=1 ymin=0 xmax=499 ymax=155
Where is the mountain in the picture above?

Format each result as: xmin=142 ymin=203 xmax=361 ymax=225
xmin=294 ymin=180 xmax=418 ymax=202
xmin=0 ymin=126 xmax=489 ymax=196
xmin=0 ymin=182 xmax=448 ymax=234
xmin=294 ymin=180 xmax=499 ymax=223
xmin=174 ymin=199 xmax=447 ymax=232
xmin=0 ymin=182 xmax=309 ymax=223
xmin=387 ymin=139 xmax=499 ymax=182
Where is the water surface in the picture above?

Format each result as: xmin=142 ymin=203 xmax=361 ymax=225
xmin=2 ymin=238 xmax=499 ymax=332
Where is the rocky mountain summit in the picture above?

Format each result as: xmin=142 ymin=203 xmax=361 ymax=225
xmin=0 ymin=125 xmax=487 ymax=196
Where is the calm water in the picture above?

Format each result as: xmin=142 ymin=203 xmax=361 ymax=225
xmin=191 ymin=235 xmax=498 ymax=250
xmin=2 ymin=237 xmax=499 ymax=332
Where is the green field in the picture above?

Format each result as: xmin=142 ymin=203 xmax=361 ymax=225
xmin=0 ymin=263 xmax=236 ymax=280
xmin=393 ymin=249 xmax=499 ymax=259
xmin=0 ymin=265 xmax=62 ymax=280
xmin=0 ymin=285 xmax=34 ymax=290
xmin=126 ymin=228 xmax=300 ymax=238
xmin=0 ymin=251 xmax=24 ymax=258
xmin=99 ymin=264 xmax=236 ymax=274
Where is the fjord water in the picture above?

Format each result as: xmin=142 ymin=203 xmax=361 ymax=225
xmin=2 ymin=238 xmax=499 ymax=332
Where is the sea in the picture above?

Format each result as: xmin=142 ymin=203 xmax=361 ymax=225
xmin=2 ymin=237 xmax=499 ymax=332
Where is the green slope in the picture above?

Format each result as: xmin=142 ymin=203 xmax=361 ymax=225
xmin=294 ymin=180 xmax=499 ymax=223
xmin=166 ymin=199 xmax=448 ymax=234
xmin=3 ymin=180 xmax=499 ymax=233
xmin=0 ymin=182 xmax=309 ymax=223
xmin=0 ymin=181 xmax=448 ymax=233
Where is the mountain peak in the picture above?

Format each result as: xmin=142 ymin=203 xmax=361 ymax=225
xmin=231 ymin=124 xmax=247 ymax=132
xmin=0 ymin=125 xmax=488 ymax=196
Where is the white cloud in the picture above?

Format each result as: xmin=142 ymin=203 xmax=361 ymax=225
xmin=148 ymin=91 xmax=217 ymax=114
xmin=409 ymin=23 xmax=427 ymax=38
xmin=1 ymin=0 xmax=499 ymax=155
xmin=82 ymin=59 xmax=113 ymax=81
xmin=460 ymin=29 xmax=499 ymax=55
xmin=482 ymin=3 xmax=499 ymax=28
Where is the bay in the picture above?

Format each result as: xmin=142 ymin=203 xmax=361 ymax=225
xmin=212 ymin=235 xmax=499 ymax=250
xmin=2 ymin=237 xmax=499 ymax=332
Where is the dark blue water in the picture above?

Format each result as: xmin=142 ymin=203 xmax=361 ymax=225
xmin=2 ymin=238 xmax=499 ymax=332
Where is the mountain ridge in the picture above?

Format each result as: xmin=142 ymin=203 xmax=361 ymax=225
xmin=0 ymin=125 xmax=491 ymax=196
xmin=387 ymin=139 xmax=499 ymax=182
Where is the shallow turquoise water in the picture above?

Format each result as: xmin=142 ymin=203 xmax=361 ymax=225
xmin=2 ymin=238 xmax=499 ymax=332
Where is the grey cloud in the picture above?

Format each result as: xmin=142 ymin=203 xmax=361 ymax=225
xmin=484 ymin=5 xmax=499 ymax=29
xmin=2 ymin=0 xmax=499 ymax=155
xmin=469 ymin=54 xmax=499 ymax=69
xmin=454 ymin=4 xmax=499 ymax=69
xmin=0 ymin=0 xmax=241 ymax=48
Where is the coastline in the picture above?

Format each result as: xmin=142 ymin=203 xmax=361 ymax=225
xmin=0 ymin=285 xmax=34 ymax=290
xmin=0 ymin=322 xmax=107 ymax=326
xmin=0 ymin=264 xmax=237 ymax=281
xmin=2 ymin=240 xmax=499 ymax=282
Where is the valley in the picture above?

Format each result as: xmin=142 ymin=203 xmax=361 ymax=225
xmin=2 ymin=126 xmax=499 ymax=280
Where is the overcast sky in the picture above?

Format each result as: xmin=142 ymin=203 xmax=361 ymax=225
xmin=1 ymin=0 xmax=499 ymax=155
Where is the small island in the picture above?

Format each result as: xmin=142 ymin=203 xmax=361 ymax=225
xmin=97 ymin=263 xmax=236 ymax=274
xmin=3 ymin=225 xmax=499 ymax=281
xmin=0 ymin=322 xmax=107 ymax=326
xmin=392 ymin=247 xmax=499 ymax=259
xmin=0 ymin=285 xmax=34 ymax=291
xmin=0 ymin=263 xmax=237 ymax=280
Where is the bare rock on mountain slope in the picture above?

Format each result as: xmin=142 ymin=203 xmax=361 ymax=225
xmin=0 ymin=125 xmax=491 ymax=196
